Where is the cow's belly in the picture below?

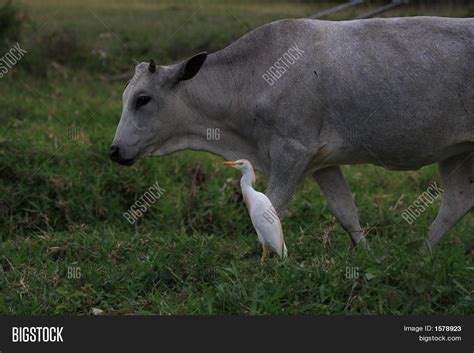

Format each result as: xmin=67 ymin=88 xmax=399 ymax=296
xmin=331 ymin=130 xmax=474 ymax=171
xmin=311 ymin=108 xmax=473 ymax=170
xmin=368 ymin=142 xmax=474 ymax=170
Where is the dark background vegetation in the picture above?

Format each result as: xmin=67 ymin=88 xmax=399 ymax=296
xmin=0 ymin=0 xmax=473 ymax=314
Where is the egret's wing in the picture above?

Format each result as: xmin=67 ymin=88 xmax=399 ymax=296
xmin=249 ymin=192 xmax=286 ymax=257
xmin=255 ymin=228 xmax=265 ymax=245
xmin=272 ymin=213 xmax=287 ymax=257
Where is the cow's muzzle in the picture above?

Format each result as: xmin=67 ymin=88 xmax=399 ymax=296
xmin=108 ymin=145 xmax=135 ymax=166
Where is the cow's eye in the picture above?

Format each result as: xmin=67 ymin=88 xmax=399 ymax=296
xmin=135 ymin=95 xmax=151 ymax=109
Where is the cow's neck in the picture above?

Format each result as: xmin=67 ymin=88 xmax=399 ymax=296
xmin=160 ymin=51 xmax=261 ymax=169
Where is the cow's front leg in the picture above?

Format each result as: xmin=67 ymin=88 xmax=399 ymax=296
xmin=265 ymin=172 xmax=298 ymax=220
xmin=265 ymin=147 xmax=310 ymax=220
xmin=313 ymin=166 xmax=366 ymax=246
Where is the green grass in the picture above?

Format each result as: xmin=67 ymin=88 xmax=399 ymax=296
xmin=0 ymin=0 xmax=473 ymax=315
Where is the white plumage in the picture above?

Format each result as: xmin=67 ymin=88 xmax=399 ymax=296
xmin=223 ymin=159 xmax=287 ymax=260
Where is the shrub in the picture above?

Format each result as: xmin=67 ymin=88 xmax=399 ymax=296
xmin=0 ymin=0 xmax=22 ymax=48
xmin=42 ymin=29 xmax=86 ymax=66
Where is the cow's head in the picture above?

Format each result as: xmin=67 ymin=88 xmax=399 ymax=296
xmin=109 ymin=52 xmax=207 ymax=165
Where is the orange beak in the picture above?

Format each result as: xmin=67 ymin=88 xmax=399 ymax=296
xmin=223 ymin=161 xmax=240 ymax=166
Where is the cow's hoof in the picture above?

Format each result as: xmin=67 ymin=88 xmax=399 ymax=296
xmin=355 ymin=237 xmax=371 ymax=251
xmin=420 ymin=239 xmax=433 ymax=257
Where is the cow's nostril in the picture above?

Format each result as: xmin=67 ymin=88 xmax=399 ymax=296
xmin=108 ymin=145 xmax=135 ymax=165
xmin=108 ymin=145 xmax=120 ymax=159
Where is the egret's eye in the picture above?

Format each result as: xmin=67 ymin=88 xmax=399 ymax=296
xmin=135 ymin=95 xmax=151 ymax=109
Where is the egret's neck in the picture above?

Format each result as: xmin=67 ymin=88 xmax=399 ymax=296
xmin=240 ymin=168 xmax=256 ymax=193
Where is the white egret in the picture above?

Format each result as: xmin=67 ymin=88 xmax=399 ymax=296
xmin=223 ymin=159 xmax=287 ymax=260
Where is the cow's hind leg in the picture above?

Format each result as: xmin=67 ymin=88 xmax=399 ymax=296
xmin=313 ymin=166 xmax=366 ymax=246
xmin=428 ymin=152 xmax=474 ymax=246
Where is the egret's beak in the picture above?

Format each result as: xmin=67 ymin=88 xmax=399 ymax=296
xmin=223 ymin=161 xmax=240 ymax=166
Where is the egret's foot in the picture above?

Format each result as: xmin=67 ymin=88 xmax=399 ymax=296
xmin=260 ymin=245 xmax=270 ymax=262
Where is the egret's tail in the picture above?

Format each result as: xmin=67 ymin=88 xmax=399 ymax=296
xmin=270 ymin=242 xmax=288 ymax=258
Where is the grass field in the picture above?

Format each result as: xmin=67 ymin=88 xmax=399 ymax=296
xmin=1 ymin=0 xmax=473 ymax=314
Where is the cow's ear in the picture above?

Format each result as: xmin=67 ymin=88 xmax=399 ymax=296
xmin=176 ymin=52 xmax=207 ymax=82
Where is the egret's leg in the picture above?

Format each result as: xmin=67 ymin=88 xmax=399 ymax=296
xmin=313 ymin=166 xmax=366 ymax=246
xmin=260 ymin=245 xmax=270 ymax=262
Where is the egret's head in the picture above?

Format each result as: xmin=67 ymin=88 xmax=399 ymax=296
xmin=223 ymin=159 xmax=251 ymax=170
xmin=222 ymin=159 xmax=256 ymax=183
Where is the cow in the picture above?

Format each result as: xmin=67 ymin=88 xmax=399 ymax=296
xmin=109 ymin=17 xmax=473 ymax=247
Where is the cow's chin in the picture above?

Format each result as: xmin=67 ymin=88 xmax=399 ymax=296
xmin=115 ymin=157 xmax=136 ymax=166
xmin=146 ymin=148 xmax=165 ymax=157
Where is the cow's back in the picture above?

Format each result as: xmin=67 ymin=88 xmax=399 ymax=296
xmin=208 ymin=17 xmax=473 ymax=170
xmin=315 ymin=17 xmax=474 ymax=169
xmin=221 ymin=17 xmax=473 ymax=169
